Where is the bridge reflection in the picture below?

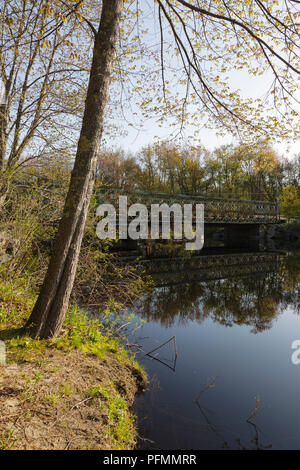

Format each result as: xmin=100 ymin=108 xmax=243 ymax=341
xmin=135 ymin=252 xmax=300 ymax=332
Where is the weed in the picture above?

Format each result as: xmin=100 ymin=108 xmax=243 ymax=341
xmin=59 ymin=383 xmax=72 ymax=396
xmin=0 ymin=430 xmax=16 ymax=450
xmin=43 ymin=393 xmax=59 ymax=406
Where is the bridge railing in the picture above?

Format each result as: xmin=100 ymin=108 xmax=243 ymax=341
xmin=96 ymin=187 xmax=280 ymax=224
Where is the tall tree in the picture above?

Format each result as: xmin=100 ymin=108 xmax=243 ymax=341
xmin=26 ymin=0 xmax=300 ymax=338
xmin=26 ymin=0 xmax=124 ymax=338
xmin=0 ymin=0 xmax=93 ymax=208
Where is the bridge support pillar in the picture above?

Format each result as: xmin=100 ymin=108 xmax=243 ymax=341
xmin=223 ymin=224 xmax=265 ymax=250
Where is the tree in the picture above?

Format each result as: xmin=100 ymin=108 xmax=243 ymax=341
xmin=97 ymin=150 xmax=141 ymax=189
xmin=26 ymin=0 xmax=300 ymax=338
xmin=26 ymin=0 xmax=124 ymax=337
xmin=232 ymin=140 xmax=281 ymax=200
xmin=279 ymin=185 xmax=300 ymax=220
xmin=282 ymin=154 xmax=300 ymax=191
xmin=0 ymin=0 xmax=95 ymax=209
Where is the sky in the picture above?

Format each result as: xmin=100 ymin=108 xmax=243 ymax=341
xmin=106 ymin=0 xmax=300 ymax=160
xmin=113 ymin=63 xmax=300 ymax=158
xmin=115 ymin=106 xmax=300 ymax=158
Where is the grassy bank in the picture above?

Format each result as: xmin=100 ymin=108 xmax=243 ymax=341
xmin=0 ymin=276 xmax=147 ymax=450
xmin=0 ymin=162 xmax=151 ymax=450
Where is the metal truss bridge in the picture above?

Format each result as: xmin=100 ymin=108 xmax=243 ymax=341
xmin=97 ymin=187 xmax=280 ymax=225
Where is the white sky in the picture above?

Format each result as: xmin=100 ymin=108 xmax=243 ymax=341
xmin=113 ymin=64 xmax=300 ymax=158
xmin=115 ymin=112 xmax=300 ymax=158
xmin=106 ymin=0 xmax=300 ymax=159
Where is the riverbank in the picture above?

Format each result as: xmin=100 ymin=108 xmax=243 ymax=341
xmin=0 ymin=277 xmax=147 ymax=450
xmin=266 ymin=221 xmax=300 ymax=249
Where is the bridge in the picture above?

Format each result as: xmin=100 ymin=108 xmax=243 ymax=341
xmin=97 ymin=187 xmax=280 ymax=225
xmin=140 ymin=252 xmax=283 ymax=287
xmin=97 ymin=187 xmax=281 ymax=252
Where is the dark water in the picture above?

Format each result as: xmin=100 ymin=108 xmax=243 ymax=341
xmin=131 ymin=250 xmax=300 ymax=450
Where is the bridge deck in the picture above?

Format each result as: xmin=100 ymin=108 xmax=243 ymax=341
xmin=97 ymin=187 xmax=280 ymax=225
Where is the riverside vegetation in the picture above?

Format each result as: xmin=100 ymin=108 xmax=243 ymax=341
xmin=0 ymin=140 xmax=299 ymax=450
xmin=0 ymin=157 xmax=149 ymax=450
xmin=1 ymin=0 xmax=300 ymax=452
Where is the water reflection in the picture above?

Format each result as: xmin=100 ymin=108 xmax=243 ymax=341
xmin=137 ymin=252 xmax=300 ymax=332
xmin=133 ymin=250 xmax=300 ymax=450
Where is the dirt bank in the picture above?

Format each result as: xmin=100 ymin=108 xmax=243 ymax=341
xmin=0 ymin=278 xmax=147 ymax=450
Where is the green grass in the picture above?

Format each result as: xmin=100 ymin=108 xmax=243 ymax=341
xmin=0 ymin=275 xmax=147 ymax=450
xmin=59 ymin=382 xmax=72 ymax=396
xmin=0 ymin=430 xmax=16 ymax=450
xmin=43 ymin=393 xmax=59 ymax=406
xmin=0 ymin=277 xmax=35 ymax=330
xmin=0 ymin=276 xmax=144 ymax=374
xmin=90 ymin=383 xmax=137 ymax=450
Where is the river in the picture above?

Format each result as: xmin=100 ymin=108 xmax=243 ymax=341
xmin=130 ymin=249 xmax=300 ymax=450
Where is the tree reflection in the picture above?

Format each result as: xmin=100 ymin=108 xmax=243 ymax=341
xmin=137 ymin=252 xmax=300 ymax=332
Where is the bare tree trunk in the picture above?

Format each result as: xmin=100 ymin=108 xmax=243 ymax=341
xmin=0 ymin=103 xmax=6 ymax=170
xmin=26 ymin=0 xmax=124 ymax=339
xmin=0 ymin=97 xmax=8 ymax=211
xmin=0 ymin=172 xmax=9 ymax=211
